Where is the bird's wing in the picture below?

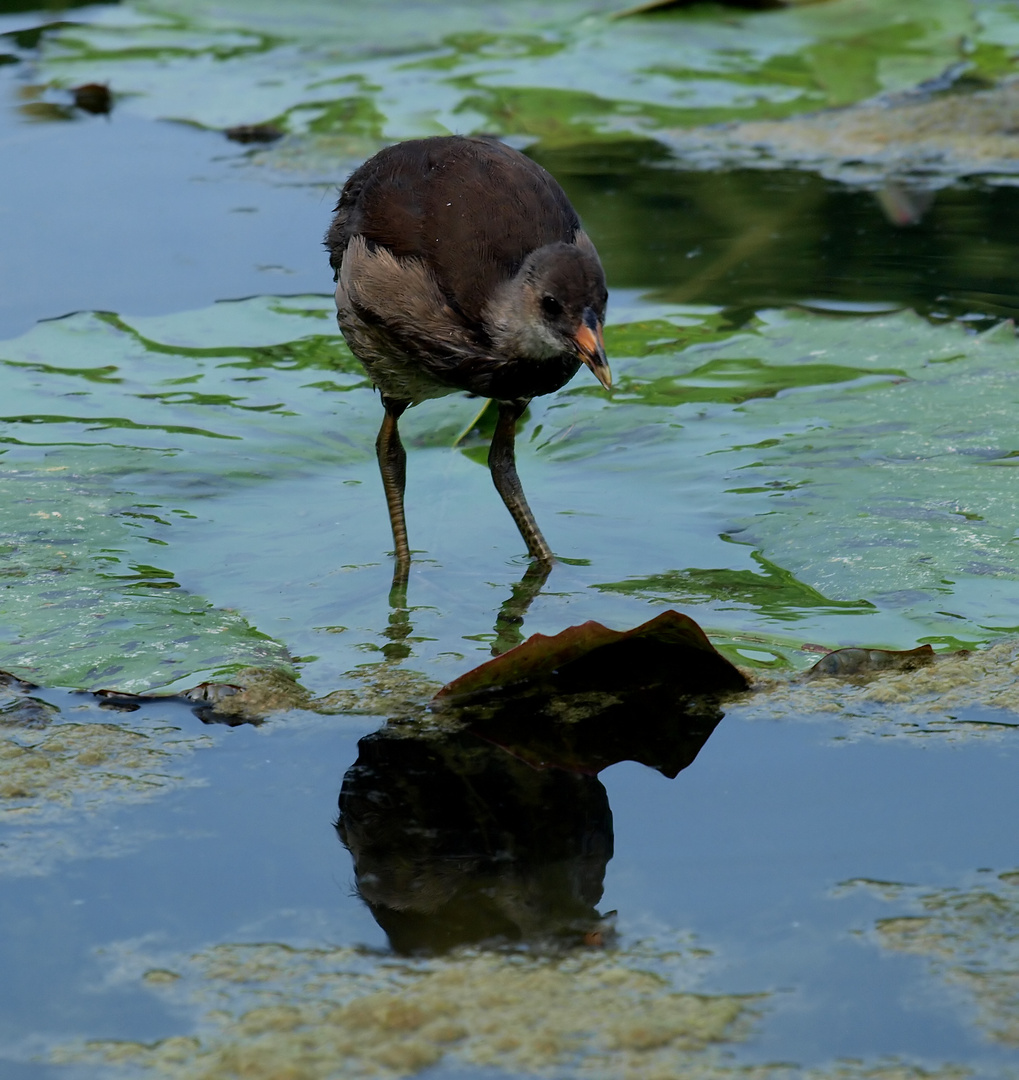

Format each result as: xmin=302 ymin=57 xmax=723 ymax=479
xmin=337 ymin=236 xmax=480 ymax=362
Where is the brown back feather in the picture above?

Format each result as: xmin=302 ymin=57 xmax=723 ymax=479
xmin=325 ymin=137 xmax=581 ymax=330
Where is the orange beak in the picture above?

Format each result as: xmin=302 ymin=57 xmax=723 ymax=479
xmin=573 ymin=309 xmax=611 ymax=390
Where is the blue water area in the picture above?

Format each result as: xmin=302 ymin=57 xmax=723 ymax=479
xmin=1 ymin=686 xmax=1018 ymax=1076
xmin=0 ymin=73 xmax=330 ymax=341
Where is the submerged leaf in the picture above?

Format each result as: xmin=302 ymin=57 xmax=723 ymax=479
xmin=805 ymin=643 xmax=936 ymax=679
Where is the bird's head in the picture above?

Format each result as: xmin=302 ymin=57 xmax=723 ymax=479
xmin=486 ymin=241 xmax=611 ymax=389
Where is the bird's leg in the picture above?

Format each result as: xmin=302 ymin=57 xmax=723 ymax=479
xmin=376 ymin=397 xmax=411 ymax=586
xmin=489 ymin=399 xmax=554 ymax=566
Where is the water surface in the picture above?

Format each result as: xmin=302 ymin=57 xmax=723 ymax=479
xmin=3 ymin=1 xmax=1019 ymax=1077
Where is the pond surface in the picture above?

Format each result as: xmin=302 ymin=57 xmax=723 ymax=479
xmin=3 ymin=1 xmax=1019 ymax=1078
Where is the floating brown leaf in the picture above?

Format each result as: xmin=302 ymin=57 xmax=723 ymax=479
xmin=614 ymin=0 xmax=790 ymax=16
xmin=434 ymin=609 xmax=748 ymax=703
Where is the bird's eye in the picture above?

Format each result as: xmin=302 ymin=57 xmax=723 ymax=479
xmin=541 ymin=295 xmax=563 ymax=318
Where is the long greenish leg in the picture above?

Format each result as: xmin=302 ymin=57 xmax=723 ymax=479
xmin=488 ymin=398 xmax=554 ymax=566
xmin=376 ymin=397 xmax=411 ymax=586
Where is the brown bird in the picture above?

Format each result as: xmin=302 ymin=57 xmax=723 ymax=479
xmin=325 ymin=135 xmax=610 ymax=581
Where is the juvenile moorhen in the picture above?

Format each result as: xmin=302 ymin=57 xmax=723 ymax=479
xmin=325 ymin=135 xmax=610 ymax=580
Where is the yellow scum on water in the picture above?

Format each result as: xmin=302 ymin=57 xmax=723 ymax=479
xmin=0 ymin=721 xmax=200 ymax=805
xmin=0 ymin=661 xmax=395 ymax=879
xmin=844 ymin=870 xmax=1019 ymax=1049
xmin=743 ymin=638 xmax=1019 ymax=737
xmin=664 ymin=78 xmax=1019 ymax=189
xmin=0 ymin=719 xmax=212 ymax=874
xmin=51 ymin=934 xmax=977 ymax=1080
xmin=54 ymin=940 xmax=762 ymax=1080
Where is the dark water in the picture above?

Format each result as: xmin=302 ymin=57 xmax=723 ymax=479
xmin=539 ymin=143 xmax=1019 ymax=325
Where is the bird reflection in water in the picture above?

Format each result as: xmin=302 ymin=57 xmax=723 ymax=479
xmin=384 ymin=559 xmax=552 ymax=663
xmin=336 ymin=679 xmax=726 ymax=955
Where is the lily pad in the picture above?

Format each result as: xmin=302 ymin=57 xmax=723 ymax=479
xmin=20 ymin=0 xmax=1019 ymax=157
xmin=8 ymin=295 xmax=1019 ymax=691
xmin=0 ymin=467 xmax=291 ymax=692
xmin=615 ymin=0 xmax=816 ymax=13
